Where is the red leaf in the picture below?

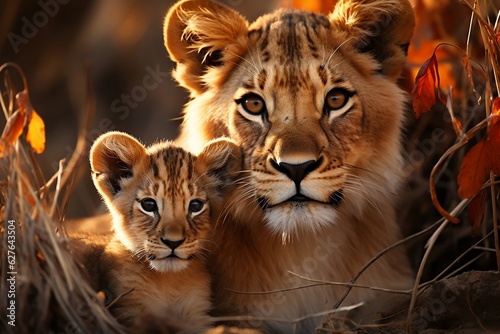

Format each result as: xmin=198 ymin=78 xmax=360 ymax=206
xmin=457 ymin=140 xmax=490 ymax=199
xmin=468 ymin=190 xmax=487 ymax=235
xmin=488 ymin=120 xmax=500 ymax=175
xmin=458 ymin=119 xmax=500 ymax=200
xmin=412 ymin=53 xmax=443 ymax=118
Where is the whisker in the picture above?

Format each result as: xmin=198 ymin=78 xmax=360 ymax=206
xmin=224 ymin=50 xmax=260 ymax=77
xmin=324 ymin=37 xmax=354 ymax=67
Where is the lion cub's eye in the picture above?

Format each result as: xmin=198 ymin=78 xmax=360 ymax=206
xmin=324 ymin=88 xmax=354 ymax=119
xmin=188 ymin=199 xmax=205 ymax=215
xmin=140 ymin=198 xmax=157 ymax=213
xmin=238 ymin=94 xmax=267 ymax=116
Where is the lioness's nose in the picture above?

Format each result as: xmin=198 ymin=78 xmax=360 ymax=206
xmin=271 ymin=159 xmax=321 ymax=185
xmin=161 ymin=237 xmax=185 ymax=250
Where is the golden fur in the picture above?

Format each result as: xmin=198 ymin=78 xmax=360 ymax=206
xmin=164 ymin=0 xmax=416 ymax=332
xmin=71 ymin=132 xmax=241 ymax=332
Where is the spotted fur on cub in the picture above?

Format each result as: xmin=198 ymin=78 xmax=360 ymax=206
xmin=73 ymin=131 xmax=241 ymax=332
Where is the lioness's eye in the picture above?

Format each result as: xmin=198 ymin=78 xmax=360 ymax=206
xmin=188 ymin=199 xmax=205 ymax=214
xmin=238 ymin=94 xmax=266 ymax=115
xmin=140 ymin=198 xmax=157 ymax=212
xmin=325 ymin=89 xmax=349 ymax=111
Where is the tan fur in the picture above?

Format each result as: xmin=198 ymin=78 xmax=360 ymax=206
xmin=72 ymin=132 xmax=241 ymax=332
xmin=164 ymin=1 xmax=415 ymax=332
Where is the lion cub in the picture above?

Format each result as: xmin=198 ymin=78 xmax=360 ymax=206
xmin=76 ymin=131 xmax=241 ymax=332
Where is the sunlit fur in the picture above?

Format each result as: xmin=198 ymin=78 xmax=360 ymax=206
xmin=82 ymin=131 xmax=240 ymax=330
xmin=165 ymin=0 xmax=415 ymax=332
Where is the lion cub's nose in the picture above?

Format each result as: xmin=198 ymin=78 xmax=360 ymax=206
xmin=161 ymin=237 xmax=185 ymax=250
xmin=271 ymin=159 xmax=321 ymax=186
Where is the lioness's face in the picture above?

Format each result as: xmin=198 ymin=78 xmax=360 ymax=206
xmin=222 ymin=13 xmax=404 ymax=234
xmin=164 ymin=1 xmax=414 ymax=236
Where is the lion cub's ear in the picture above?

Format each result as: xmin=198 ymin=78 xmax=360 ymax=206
xmin=90 ymin=131 xmax=147 ymax=199
xmin=197 ymin=138 xmax=242 ymax=185
xmin=164 ymin=0 xmax=248 ymax=95
xmin=329 ymin=0 xmax=415 ymax=79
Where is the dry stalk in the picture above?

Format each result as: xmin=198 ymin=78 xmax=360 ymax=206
xmin=406 ymin=197 xmax=469 ymax=331
xmin=332 ymin=218 xmax=445 ymax=310
xmin=0 ymin=63 xmax=123 ymax=332
xmin=490 ymin=171 xmax=500 ymax=269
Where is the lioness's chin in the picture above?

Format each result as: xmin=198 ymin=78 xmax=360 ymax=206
xmin=149 ymin=258 xmax=190 ymax=272
xmin=264 ymin=203 xmax=339 ymax=236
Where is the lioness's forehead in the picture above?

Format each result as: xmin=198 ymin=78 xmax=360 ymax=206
xmin=248 ymin=10 xmax=332 ymax=63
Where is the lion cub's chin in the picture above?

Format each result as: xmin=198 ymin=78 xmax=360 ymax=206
xmin=264 ymin=203 xmax=339 ymax=238
xmin=149 ymin=258 xmax=190 ymax=273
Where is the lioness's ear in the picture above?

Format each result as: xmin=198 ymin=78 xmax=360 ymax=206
xmin=330 ymin=0 xmax=415 ymax=79
xmin=197 ymin=138 xmax=242 ymax=183
xmin=90 ymin=131 xmax=147 ymax=198
xmin=164 ymin=0 xmax=248 ymax=95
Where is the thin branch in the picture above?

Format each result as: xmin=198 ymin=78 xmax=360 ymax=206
xmin=212 ymin=302 xmax=363 ymax=327
xmin=429 ymin=116 xmax=493 ymax=223
xmin=55 ymin=64 xmax=95 ymax=215
xmin=333 ymin=218 xmax=445 ymax=309
xmin=406 ymin=198 xmax=469 ymax=332
xmin=490 ymin=170 xmax=500 ymax=270
xmin=287 ymin=271 xmax=411 ymax=295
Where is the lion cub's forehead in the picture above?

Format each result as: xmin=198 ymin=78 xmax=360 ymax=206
xmin=143 ymin=143 xmax=197 ymax=192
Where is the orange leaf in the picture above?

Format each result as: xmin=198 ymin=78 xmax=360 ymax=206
xmin=26 ymin=110 xmax=46 ymax=154
xmin=492 ymin=97 xmax=500 ymax=127
xmin=412 ymin=53 xmax=443 ymax=118
xmin=0 ymin=110 xmax=25 ymax=158
xmin=288 ymin=0 xmax=335 ymax=13
xmin=467 ymin=190 xmax=487 ymax=235
xmin=493 ymin=98 xmax=500 ymax=115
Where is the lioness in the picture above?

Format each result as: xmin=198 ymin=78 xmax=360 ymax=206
xmin=164 ymin=0 xmax=415 ymax=331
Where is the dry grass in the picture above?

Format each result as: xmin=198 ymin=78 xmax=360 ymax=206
xmin=0 ymin=63 xmax=122 ymax=333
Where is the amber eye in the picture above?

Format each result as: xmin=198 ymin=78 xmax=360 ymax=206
xmin=239 ymin=94 xmax=266 ymax=115
xmin=324 ymin=88 xmax=350 ymax=112
xmin=140 ymin=198 xmax=157 ymax=212
xmin=188 ymin=199 xmax=205 ymax=214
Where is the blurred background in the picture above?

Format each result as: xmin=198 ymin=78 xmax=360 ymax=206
xmin=1 ymin=0 xmax=500 ymax=279
xmin=0 ymin=0 xmax=275 ymax=218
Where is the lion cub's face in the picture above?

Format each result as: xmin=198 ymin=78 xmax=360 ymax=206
xmin=90 ymin=132 xmax=241 ymax=272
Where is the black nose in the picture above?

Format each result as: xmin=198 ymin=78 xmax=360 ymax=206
xmin=271 ymin=158 xmax=322 ymax=186
xmin=160 ymin=238 xmax=185 ymax=250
